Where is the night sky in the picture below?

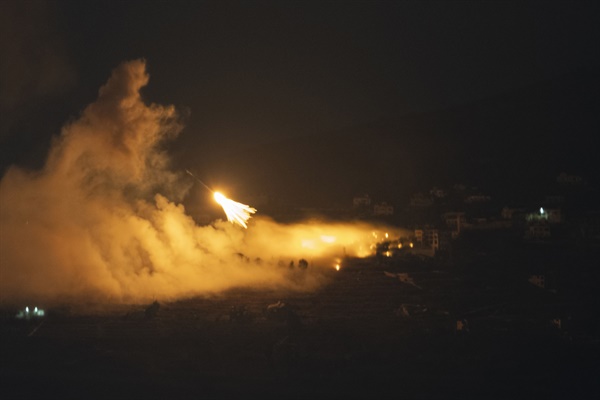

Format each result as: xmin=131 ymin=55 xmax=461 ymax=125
xmin=2 ymin=0 xmax=599 ymax=207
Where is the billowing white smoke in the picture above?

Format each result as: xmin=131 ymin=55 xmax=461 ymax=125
xmin=0 ymin=60 xmax=401 ymax=306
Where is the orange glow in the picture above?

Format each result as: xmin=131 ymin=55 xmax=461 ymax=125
xmin=283 ymin=226 xmax=402 ymax=259
xmin=301 ymin=239 xmax=316 ymax=249
xmin=320 ymin=235 xmax=336 ymax=243
xmin=0 ymin=60 xmax=413 ymax=306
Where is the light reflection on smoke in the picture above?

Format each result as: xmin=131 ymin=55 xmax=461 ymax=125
xmin=0 ymin=60 xmax=403 ymax=307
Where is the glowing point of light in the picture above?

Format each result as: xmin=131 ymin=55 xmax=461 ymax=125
xmin=335 ymin=264 xmax=340 ymax=271
xmin=213 ymin=191 xmax=256 ymax=229
xmin=540 ymin=207 xmax=544 ymax=215
xmin=409 ymin=242 xmax=413 ymax=248
xmin=385 ymin=251 xmax=391 ymax=257
xmin=16 ymin=306 xmax=45 ymax=319
xmin=397 ymin=243 xmax=402 ymax=249
xmin=385 ymin=232 xmax=389 ymax=239
xmin=214 ymin=192 xmax=225 ymax=204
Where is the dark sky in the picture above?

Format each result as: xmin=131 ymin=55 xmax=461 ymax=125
xmin=1 ymin=0 xmax=599 ymax=204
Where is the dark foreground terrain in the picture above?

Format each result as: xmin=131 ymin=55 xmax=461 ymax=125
xmin=2 ymin=248 xmax=600 ymax=399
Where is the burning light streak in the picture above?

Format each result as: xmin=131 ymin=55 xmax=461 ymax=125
xmin=213 ymin=192 xmax=257 ymax=229
xmin=185 ymin=169 xmax=212 ymax=192
xmin=185 ymin=169 xmax=256 ymax=228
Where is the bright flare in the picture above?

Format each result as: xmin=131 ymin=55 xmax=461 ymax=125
xmin=213 ymin=192 xmax=257 ymax=229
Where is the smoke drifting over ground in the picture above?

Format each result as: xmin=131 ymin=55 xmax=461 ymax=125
xmin=0 ymin=60 xmax=401 ymax=307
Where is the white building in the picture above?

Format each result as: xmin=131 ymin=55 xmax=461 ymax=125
xmin=526 ymin=207 xmax=562 ymax=224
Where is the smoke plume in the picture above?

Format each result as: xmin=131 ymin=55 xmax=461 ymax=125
xmin=0 ymin=60 xmax=399 ymax=307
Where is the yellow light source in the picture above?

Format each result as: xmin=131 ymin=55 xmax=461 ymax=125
xmin=213 ymin=191 xmax=257 ymax=229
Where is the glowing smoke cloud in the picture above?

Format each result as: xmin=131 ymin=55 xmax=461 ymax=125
xmin=0 ymin=60 xmax=403 ymax=307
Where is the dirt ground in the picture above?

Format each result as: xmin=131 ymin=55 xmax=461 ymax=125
xmin=1 ymin=254 xmax=599 ymax=399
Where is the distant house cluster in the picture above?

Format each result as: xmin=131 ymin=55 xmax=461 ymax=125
xmin=353 ymin=171 xmax=599 ymax=256
xmin=352 ymin=194 xmax=394 ymax=217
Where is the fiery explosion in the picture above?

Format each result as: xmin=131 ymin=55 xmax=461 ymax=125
xmin=0 ymin=60 xmax=403 ymax=307
xmin=213 ymin=191 xmax=256 ymax=228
